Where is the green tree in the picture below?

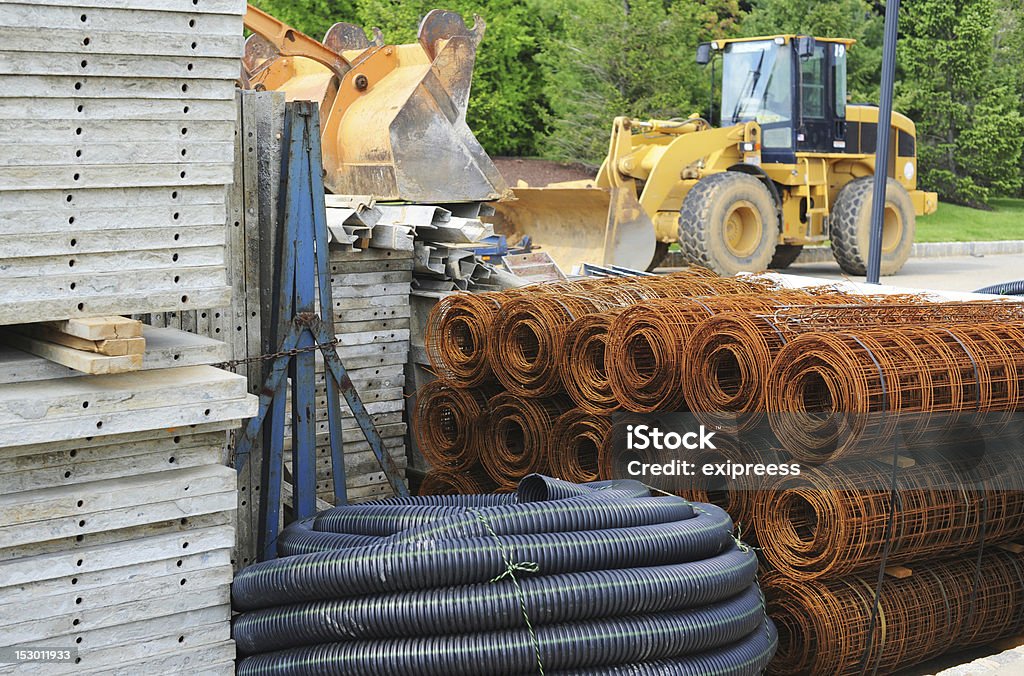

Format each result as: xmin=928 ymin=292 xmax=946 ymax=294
xmin=897 ymin=0 xmax=1024 ymax=204
xmin=249 ymin=0 xmax=356 ymax=43
xmin=537 ymin=0 xmax=742 ymax=166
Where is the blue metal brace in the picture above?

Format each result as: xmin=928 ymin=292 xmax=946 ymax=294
xmin=234 ymin=101 xmax=409 ymax=562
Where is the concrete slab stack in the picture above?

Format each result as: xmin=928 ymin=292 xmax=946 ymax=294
xmin=0 ymin=0 xmax=245 ymax=324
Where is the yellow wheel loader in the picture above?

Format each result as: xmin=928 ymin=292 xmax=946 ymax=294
xmin=241 ymin=5 xmax=506 ymax=204
xmin=490 ymin=35 xmax=938 ymax=275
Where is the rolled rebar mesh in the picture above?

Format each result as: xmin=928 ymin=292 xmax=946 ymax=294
xmin=418 ymin=466 xmax=498 ymax=496
xmin=413 ymin=379 xmax=495 ymax=470
xmin=766 ymin=323 xmax=1024 ymax=462
xmin=685 ymin=301 xmax=1024 ymax=435
xmin=425 ymin=271 xmax=726 ymax=390
xmin=765 ymin=550 xmax=1024 ymax=675
xmin=754 ymin=446 xmax=1024 ymax=580
xmin=548 ymin=409 xmax=612 ymax=483
xmin=606 ymin=291 xmax=832 ymax=413
xmin=560 ymin=309 xmax=623 ymax=414
xmin=481 ymin=393 xmax=573 ymax=488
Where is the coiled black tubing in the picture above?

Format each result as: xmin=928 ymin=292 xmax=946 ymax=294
xmin=232 ymin=475 xmax=776 ymax=675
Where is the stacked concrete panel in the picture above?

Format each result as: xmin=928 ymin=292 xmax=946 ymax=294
xmin=0 ymin=348 xmax=255 ymax=674
xmin=0 ymin=0 xmax=245 ymax=324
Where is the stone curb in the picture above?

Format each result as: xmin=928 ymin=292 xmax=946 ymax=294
xmin=662 ymin=240 xmax=1024 ymax=268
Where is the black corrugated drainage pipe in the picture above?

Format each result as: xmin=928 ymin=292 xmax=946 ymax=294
xmin=232 ymin=474 xmax=776 ymax=675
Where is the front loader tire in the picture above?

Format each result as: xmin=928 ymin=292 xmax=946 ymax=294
xmin=678 ymin=172 xmax=778 ymax=275
xmin=830 ymin=176 xmax=915 ymax=276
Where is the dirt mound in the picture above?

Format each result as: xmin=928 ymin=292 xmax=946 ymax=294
xmin=493 ymin=157 xmax=594 ymax=187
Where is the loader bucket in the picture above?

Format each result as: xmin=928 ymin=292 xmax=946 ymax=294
xmin=489 ymin=186 xmax=658 ymax=273
xmin=243 ymin=7 xmax=506 ymax=203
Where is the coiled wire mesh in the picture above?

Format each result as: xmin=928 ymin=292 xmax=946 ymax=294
xmin=481 ymin=393 xmax=573 ymax=489
xmin=418 ymin=466 xmax=499 ymax=495
xmin=765 ymin=550 xmax=1024 ymax=675
xmin=412 ymin=379 xmax=496 ymax=470
xmin=684 ymin=301 xmax=1024 ymax=435
xmin=548 ymin=409 xmax=613 ymax=483
xmin=755 ymin=446 xmax=1024 ymax=580
xmin=766 ymin=322 xmax=1024 ymax=462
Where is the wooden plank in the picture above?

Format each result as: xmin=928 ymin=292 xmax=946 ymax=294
xmin=0 ymin=326 xmax=229 ymax=383
xmin=42 ymin=316 xmax=142 ymax=340
xmin=14 ymin=325 xmax=143 ymax=356
xmin=0 ymin=330 xmax=141 ymax=374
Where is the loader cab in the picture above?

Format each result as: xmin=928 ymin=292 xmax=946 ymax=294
xmin=702 ymin=36 xmax=852 ymax=164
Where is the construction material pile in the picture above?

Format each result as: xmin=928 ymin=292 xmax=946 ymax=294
xmin=416 ymin=273 xmax=1024 ymax=673
xmin=0 ymin=329 xmax=256 ymax=673
xmin=0 ymin=0 xmax=243 ymax=324
xmin=231 ymin=474 xmax=776 ymax=675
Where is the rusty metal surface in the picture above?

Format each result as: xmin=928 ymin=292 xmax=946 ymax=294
xmin=765 ymin=550 xmax=1024 ymax=675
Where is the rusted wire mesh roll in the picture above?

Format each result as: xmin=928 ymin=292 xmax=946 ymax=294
xmin=606 ymin=291 xmax=828 ymax=413
xmin=481 ymin=393 xmax=573 ymax=488
xmin=671 ymin=438 xmax=793 ymax=542
xmin=560 ymin=309 xmax=623 ymax=414
xmin=548 ymin=409 xmax=613 ymax=483
xmin=423 ymin=275 xmax=652 ymax=388
xmin=754 ymin=447 xmax=1024 ymax=580
xmin=418 ymin=466 xmax=498 ymax=495
xmin=765 ymin=550 xmax=1024 ymax=675
xmin=487 ymin=273 xmax=784 ymax=398
xmin=425 ymin=291 xmax=512 ymax=387
xmin=767 ymin=323 xmax=1024 ymax=462
xmin=685 ymin=301 xmax=1024 ymax=436
xmin=413 ymin=379 xmax=496 ymax=470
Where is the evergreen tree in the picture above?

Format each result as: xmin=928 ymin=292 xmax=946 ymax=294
xmin=898 ymin=0 xmax=1024 ymax=204
xmin=537 ymin=0 xmax=741 ymax=166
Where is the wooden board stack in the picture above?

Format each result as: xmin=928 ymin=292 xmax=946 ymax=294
xmin=0 ymin=347 xmax=256 ymax=674
xmin=0 ymin=0 xmax=244 ymax=325
xmin=0 ymin=316 xmax=146 ymax=375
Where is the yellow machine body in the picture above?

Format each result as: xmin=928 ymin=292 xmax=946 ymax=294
xmin=242 ymin=5 xmax=506 ymax=203
xmin=490 ymin=35 xmax=938 ymax=273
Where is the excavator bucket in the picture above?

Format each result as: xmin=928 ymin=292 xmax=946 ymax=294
xmin=489 ymin=185 xmax=658 ymax=273
xmin=242 ymin=6 xmax=506 ymax=203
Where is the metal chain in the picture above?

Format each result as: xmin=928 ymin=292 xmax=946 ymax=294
xmin=211 ymin=338 xmax=340 ymax=372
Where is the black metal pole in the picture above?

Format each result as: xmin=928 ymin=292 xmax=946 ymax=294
xmin=866 ymin=0 xmax=900 ymax=284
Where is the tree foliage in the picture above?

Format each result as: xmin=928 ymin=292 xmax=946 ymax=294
xmin=249 ymin=0 xmax=1024 ymax=200
xmin=897 ymin=0 xmax=1024 ymax=205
